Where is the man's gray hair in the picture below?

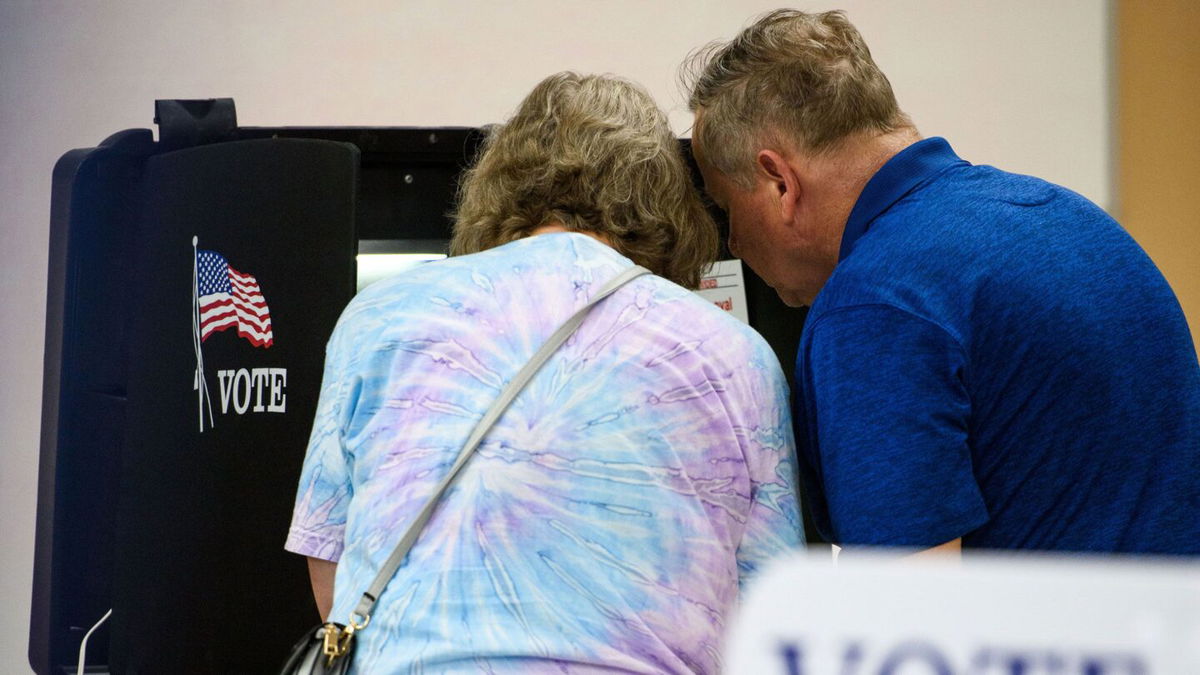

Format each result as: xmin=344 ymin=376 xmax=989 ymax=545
xmin=451 ymin=72 xmax=718 ymax=289
xmin=683 ymin=9 xmax=912 ymax=188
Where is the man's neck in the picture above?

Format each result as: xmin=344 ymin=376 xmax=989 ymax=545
xmin=804 ymin=127 xmax=922 ymax=202
xmin=790 ymin=128 xmax=922 ymax=262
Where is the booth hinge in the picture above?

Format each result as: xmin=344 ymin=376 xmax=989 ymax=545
xmin=153 ymin=98 xmax=238 ymax=151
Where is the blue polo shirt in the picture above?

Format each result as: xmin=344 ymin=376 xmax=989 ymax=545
xmin=795 ymin=137 xmax=1200 ymax=552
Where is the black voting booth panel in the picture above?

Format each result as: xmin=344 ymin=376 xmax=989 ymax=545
xmin=33 ymin=99 xmax=807 ymax=675
xmin=111 ymin=138 xmax=360 ymax=673
xmin=31 ymin=99 xmax=478 ymax=675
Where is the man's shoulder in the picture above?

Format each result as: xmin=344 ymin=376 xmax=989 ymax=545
xmin=819 ymin=164 xmax=1117 ymax=317
xmin=903 ymin=162 xmax=1106 ymax=226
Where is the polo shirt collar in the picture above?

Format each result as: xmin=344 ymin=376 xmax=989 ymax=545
xmin=838 ymin=137 xmax=968 ymax=261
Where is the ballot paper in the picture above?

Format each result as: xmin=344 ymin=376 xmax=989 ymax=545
xmin=695 ymin=259 xmax=749 ymax=323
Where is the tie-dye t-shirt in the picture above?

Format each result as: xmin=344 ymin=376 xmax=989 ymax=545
xmin=286 ymin=233 xmax=801 ymax=674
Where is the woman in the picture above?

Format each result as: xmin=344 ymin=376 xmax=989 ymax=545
xmin=286 ymin=72 xmax=801 ymax=674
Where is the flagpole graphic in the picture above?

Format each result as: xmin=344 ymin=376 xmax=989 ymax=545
xmin=192 ymin=236 xmax=215 ymax=432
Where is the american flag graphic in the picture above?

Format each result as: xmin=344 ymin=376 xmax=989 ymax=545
xmin=196 ymin=249 xmax=274 ymax=347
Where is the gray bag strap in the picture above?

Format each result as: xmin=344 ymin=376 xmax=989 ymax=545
xmin=348 ymin=264 xmax=651 ymax=624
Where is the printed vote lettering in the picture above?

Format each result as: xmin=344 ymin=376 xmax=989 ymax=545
xmin=217 ymin=368 xmax=288 ymax=415
xmin=779 ymin=641 xmax=1149 ymax=675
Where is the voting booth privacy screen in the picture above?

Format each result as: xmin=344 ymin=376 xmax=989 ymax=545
xmin=31 ymin=99 xmax=808 ymax=674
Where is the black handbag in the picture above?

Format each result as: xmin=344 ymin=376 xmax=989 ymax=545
xmin=279 ymin=265 xmax=649 ymax=674
xmin=278 ymin=623 xmax=353 ymax=675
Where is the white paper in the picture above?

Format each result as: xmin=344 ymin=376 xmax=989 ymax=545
xmin=695 ymin=259 xmax=749 ymax=324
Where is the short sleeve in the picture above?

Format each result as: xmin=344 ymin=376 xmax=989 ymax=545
xmin=284 ymin=321 xmax=358 ymax=562
xmin=795 ymin=304 xmax=989 ymax=547
xmin=735 ymin=339 xmax=805 ymax=587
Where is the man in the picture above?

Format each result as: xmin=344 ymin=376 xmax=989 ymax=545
xmin=685 ymin=9 xmax=1200 ymax=554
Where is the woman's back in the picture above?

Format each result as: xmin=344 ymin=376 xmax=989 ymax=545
xmin=287 ymin=233 xmax=801 ymax=674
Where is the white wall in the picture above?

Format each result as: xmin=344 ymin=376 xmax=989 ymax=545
xmin=0 ymin=1 xmax=1108 ymax=669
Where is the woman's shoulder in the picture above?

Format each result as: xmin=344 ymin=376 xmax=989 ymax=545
xmin=630 ymin=273 xmax=780 ymax=366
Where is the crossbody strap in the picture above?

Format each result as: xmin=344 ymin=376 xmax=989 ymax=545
xmin=348 ymin=264 xmax=651 ymax=624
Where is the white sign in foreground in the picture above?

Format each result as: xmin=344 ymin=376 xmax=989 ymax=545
xmin=724 ymin=552 xmax=1200 ymax=674
xmin=695 ymin=259 xmax=749 ymax=323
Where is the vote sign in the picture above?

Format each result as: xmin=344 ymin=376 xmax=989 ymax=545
xmin=724 ymin=552 xmax=1200 ymax=674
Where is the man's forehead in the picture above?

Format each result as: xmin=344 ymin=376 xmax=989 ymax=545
xmin=690 ymin=142 xmax=717 ymax=185
xmin=689 ymin=109 xmax=708 ymax=157
xmin=693 ymin=158 xmax=726 ymax=205
xmin=689 ymin=133 xmax=716 ymax=181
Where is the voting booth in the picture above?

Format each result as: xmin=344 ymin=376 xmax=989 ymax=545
xmin=29 ymin=100 xmax=473 ymax=674
xmin=31 ymin=99 xmax=809 ymax=674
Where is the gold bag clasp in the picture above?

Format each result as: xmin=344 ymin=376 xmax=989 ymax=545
xmin=321 ymin=623 xmax=348 ymax=665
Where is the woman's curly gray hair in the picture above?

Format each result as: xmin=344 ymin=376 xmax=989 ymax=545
xmin=450 ymin=72 xmax=718 ymax=289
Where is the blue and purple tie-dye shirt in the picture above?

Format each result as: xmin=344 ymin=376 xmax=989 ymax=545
xmin=286 ymin=233 xmax=801 ymax=674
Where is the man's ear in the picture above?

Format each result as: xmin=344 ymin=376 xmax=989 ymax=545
xmin=755 ymin=149 xmax=801 ymax=223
